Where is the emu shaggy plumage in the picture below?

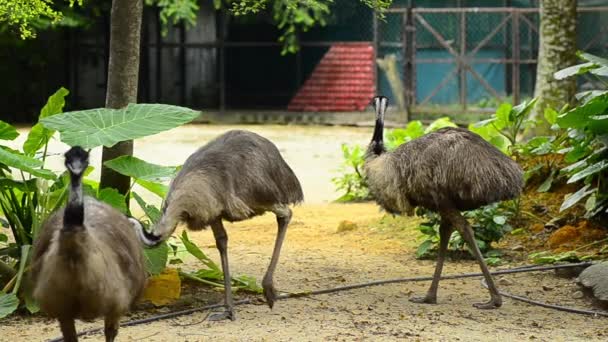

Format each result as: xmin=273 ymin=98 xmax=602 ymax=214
xmin=139 ymin=130 xmax=303 ymax=320
xmin=30 ymin=147 xmax=146 ymax=342
xmin=364 ymin=96 xmax=523 ymax=309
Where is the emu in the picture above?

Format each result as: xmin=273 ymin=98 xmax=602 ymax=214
xmin=30 ymin=147 xmax=147 ymax=342
xmin=364 ymin=96 xmax=523 ymax=309
xmin=138 ymin=130 xmax=303 ymax=320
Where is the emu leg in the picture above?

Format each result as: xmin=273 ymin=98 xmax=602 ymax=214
xmin=104 ymin=316 xmax=119 ymax=342
xmin=410 ymin=219 xmax=453 ymax=304
xmin=209 ymin=219 xmax=235 ymax=321
xmin=263 ymin=207 xmax=292 ymax=308
xmin=454 ymin=212 xmax=502 ymax=309
xmin=58 ymin=318 xmax=77 ymax=342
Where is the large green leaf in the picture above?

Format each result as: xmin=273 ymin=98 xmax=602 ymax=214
xmin=40 ymin=103 xmax=200 ymax=148
xmin=554 ymin=62 xmax=597 ymax=80
xmin=104 ymin=156 xmax=178 ymax=182
xmin=23 ymin=87 xmax=69 ymax=156
xmin=0 ymin=148 xmax=56 ymax=180
xmin=0 ymin=292 xmax=19 ymax=319
xmin=494 ymin=103 xmax=512 ymax=129
xmin=424 ymin=117 xmax=457 ymax=133
xmin=135 ymin=179 xmax=169 ymax=198
xmin=0 ymin=121 xmax=19 ymax=141
xmin=181 ymin=231 xmax=219 ymax=271
xmin=132 ymin=192 xmax=162 ymax=224
xmin=510 ymin=98 xmax=537 ymax=121
xmin=557 ymin=95 xmax=608 ymax=130
xmin=568 ymin=160 xmax=608 ymax=184
xmin=97 ymin=188 xmax=127 ymax=214
xmin=143 ymin=241 xmax=169 ymax=276
xmin=560 ymin=184 xmax=593 ymax=212
xmin=579 ymin=52 xmax=608 ymax=68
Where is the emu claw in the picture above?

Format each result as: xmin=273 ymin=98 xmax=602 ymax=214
xmin=263 ymin=284 xmax=278 ymax=309
xmin=409 ymin=295 xmax=437 ymax=305
xmin=208 ymin=309 xmax=235 ymax=321
xmin=473 ymin=298 xmax=502 ymax=309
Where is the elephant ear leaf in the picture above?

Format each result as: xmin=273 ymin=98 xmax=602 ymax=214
xmin=23 ymin=87 xmax=69 ymax=156
xmin=41 ymin=104 xmax=200 ymax=149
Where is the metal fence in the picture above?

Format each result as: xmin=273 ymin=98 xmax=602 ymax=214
xmin=4 ymin=3 xmax=608 ymax=123
xmin=377 ymin=6 xmax=608 ymax=117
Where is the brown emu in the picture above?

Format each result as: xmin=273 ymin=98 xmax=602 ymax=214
xmin=138 ymin=130 xmax=303 ymax=320
xmin=364 ymin=96 xmax=523 ymax=309
xmin=30 ymin=147 xmax=147 ymax=342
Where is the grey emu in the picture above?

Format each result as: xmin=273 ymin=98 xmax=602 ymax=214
xmin=364 ymin=96 xmax=523 ymax=309
xmin=30 ymin=147 xmax=147 ymax=342
xmin=138 ymin=130 xmax=303 ymax=320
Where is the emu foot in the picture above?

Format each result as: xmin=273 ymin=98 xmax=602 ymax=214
xmin=209 ymin=308 xmax=235 ymax=321
xmin=263 ymin=283 xmax=278 ymax=309
xmin=473 ymin=297 xmax=502 ymax=310
xmin=409 ymin=295 xmax=437 ymax=305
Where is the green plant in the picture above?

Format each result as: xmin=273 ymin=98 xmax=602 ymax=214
xmin=552 ymin=52 xmax=608 ymax=218
xmin=414 ymin=203 xmax=513 ymax=262
xmin=332 ymin=144 xmax=369 ymax=202
xmin=470 ymin=98 xmax=538 ymax=155
xmin=0 ymin=87 xmax=200 ymax=318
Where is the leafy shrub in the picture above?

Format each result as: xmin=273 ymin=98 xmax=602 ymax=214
xmin=551 ymin=52 xmax=608 ymax=218
xmin=0 ymin=87 xmax=262 ymax=318
xmin=415 ymin=203 xmax=512 ymax=263
xmin=332 ymin=144 xmax=369 ymax=202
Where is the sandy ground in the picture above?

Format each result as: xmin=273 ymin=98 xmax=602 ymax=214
xmin=2 ymin=125 xmax=608 ymax=341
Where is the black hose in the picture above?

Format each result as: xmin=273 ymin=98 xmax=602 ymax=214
xmin=46 ymin=261 xmax=604 ymax=342
xmin=480 ymin=279 xmax=608 ymax=317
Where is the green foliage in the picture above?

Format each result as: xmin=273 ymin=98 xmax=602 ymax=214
xmin=414 ymin=204 xmax=513 ymax=260
xmin=0 ymin=0 xmax=83 ymax=39
xmin=385 ymin=117 xmax=457 ymax=151
xmin=470 ymin=98 xmax=538 ymax=155
xmin=41 ymin=103 xmax=200 ymax=149
xmin=332 ymin=144 xmax=368 ymax=202
xmin=145 ymin=0 xmax=392 ymax=55
xmin=179 ymin=231 xmax=262 ymax=293
xmin=23 ymin=87 xmax=69 ymax=157
xmin=0 ymin=87 xmax=218 ymax=317
xmin=551 ymin=52 xmax=608 ymax=217
xmin=104 ymin=156 xmax=180 ymax=182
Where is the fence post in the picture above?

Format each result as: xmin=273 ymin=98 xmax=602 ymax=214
xmin=403 ymin=7 xmax=415 ymax=122
xmin=512 ymin=10 xmax=521 ymax=105
xmin=219 ymin=10 xmax=226 ymax=113
xmin=459 ymin=10 xmax=467 ymax=111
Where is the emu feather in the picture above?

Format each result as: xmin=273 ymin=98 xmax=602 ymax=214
xmin=364 ymin=96 xmax=523 ymax=309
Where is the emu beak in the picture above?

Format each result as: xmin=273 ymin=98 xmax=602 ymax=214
xmin=128 ymin=217 xmax=163 ymax=247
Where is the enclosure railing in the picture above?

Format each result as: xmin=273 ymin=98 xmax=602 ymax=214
xmin=381 ymin=6 xmax=608 ymax=117
xmin=63 ymin=6 xmax=608 ymax=118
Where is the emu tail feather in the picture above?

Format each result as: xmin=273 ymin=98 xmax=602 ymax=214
xmin=63 ymin=146 xmax=89 ymax=231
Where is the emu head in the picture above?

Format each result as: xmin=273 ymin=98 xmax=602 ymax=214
xmin=369 ymin=96 xmax=389 ymax=156
xmin=130 ymin=214 xmax=180 ymax=247
xmin=129 ymin=217 xmax=163 ymax=247
xmin=373 ymin=95 xmax=388 ymax=122
xmin=64 ymin=146 xmax=89 ymax=177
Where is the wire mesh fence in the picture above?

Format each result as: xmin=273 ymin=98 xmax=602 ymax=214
xmin=4 ymin=2 xmax=608 ymax=122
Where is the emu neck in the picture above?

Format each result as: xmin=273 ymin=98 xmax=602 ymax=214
xmin=64 ymin=175 xmax=84 ymax=229
xmin=369 ymin=118 xmax=386 ymax=156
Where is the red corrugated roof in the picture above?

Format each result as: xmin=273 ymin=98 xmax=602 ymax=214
xmin=288 ymin=43 xmax=376 ymax=112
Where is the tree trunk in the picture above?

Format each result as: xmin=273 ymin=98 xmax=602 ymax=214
xmin=532 ymin=0 xmax=577 ymax=133
xmin=99 ymin=0 xmax=143 ymax=196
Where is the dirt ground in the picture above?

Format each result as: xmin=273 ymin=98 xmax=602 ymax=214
xmin=2 ymin=125 xmax=607 ymax=341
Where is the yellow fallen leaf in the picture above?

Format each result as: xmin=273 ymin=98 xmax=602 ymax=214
xmin=141 ymin=268 xmax=181 ymax=306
